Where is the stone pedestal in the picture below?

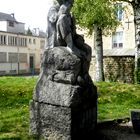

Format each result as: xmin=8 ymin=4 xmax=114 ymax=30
xmin=29 ymin=47 xmax=97 ymax=140
xmin=130 ymin=109 xmax=140 ymax=134
xmin=30 ymin=101 xmax=97 ymax=140
xmin=30 ymin=101 xmax=71 ymax=140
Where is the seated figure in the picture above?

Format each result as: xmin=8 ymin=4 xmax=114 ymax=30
xmin=56 ymin=3 xmax=74 ymax=53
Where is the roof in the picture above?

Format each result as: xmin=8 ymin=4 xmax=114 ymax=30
xmin=0 ymin=12 xmax=16 ymax=22
xmin=39 ymin=31 xmax=46 ymax=38
xmin=93 ymin=49 xmax=135 ymax=56
xmin=103 ymin=49 xmax=135 ymax=56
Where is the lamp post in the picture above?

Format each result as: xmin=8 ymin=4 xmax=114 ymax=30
xmin=17 ymin=46 xmax=19 ymax=75
xmin=17 ymin=34 xmax=20 ymax=75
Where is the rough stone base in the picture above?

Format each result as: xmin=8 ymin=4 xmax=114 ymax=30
xmin=29 ymin=100 xmax=97 ymax=140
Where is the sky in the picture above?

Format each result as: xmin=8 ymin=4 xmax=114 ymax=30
xmin=0 ymin=0 xmax=54 ymax=32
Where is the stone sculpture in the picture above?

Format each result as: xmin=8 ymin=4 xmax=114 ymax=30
xmin=30 ymin=0 xmax=97 ymax=139
xmin=46 ymin=5 xmax=59 ymax=48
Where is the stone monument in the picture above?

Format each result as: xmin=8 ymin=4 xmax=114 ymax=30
xmin=29 ymin=0 xmax=97 ymax=139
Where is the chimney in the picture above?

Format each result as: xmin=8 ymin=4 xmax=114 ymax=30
xmin=11 ymin=13 xmax=15 ymax=18
xmin=33 ymin=28 xmax=40 ymax=36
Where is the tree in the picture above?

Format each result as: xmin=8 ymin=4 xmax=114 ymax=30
xmin=131 ymin=0 xmax=140 ymax=83
xmin=72 ymin=0 xmax=119 ymax=81
xmin=27 ymin=27 xmax=33 ymax=35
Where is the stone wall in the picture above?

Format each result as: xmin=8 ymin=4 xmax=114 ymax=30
xmin=89 ymin=56 xmax=135 ymax=83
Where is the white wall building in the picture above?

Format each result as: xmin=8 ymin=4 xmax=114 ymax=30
xmin=76 ymin=2 xmax=136 ymax=81
xmin=0 ymin=12 xmax=46 ymax=75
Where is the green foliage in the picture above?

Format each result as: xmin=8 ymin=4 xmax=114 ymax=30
xmin=27 ymin=28 xmax=33 ymax=35
xmin=72 ymin=0 xmax=119 ymax=35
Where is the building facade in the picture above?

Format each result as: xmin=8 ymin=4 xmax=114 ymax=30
xmin=80 ymin=2 xmax=135 ymax=52
xmin=103 ymin=2 xmax=135 ymax=51
xmin=77 ymin=2 xmax=136 ymax=82
xmin=0 ymin=12 xmax=25 ymax=34
xmin=0 ymin=31 xmax=45 ymax=75
xmin=0 ymin=12 xmax=45 ymax=75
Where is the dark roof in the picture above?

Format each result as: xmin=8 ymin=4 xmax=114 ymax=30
xmin=0 ymin=12 xmax=16 ymax=22
xmin=39 ymin=31 xmax=46 ymax=38
xmin=103 ymin=49 xmax=135 ymax=56
xmin=92 ymin=49 xmax=135 ymax=56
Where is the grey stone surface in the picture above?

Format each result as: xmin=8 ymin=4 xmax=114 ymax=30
xmin=33 ymin=47 xmax=83 ymax=107
xmin=29 ymin=0 xmax=97 ymax=139
xmin=46 ymin=5 xmax=59 ymax=48
xmin=30 ymin=100 xmax=97 ymax=140
xmin=30 ymin=46 xmax=97 ymax=139
xmin=33 ymin=47 xmax=97 ymax=107
xmin=30 ymin=100 xmax=71 ymax=140
xmin=33 ymin=79 xmax=82 ymax=107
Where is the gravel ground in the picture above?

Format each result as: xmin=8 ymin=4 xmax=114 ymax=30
xmin=97 ymin=120 xmax=140 ymax=140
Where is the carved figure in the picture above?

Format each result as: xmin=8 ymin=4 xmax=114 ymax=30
xmin=56 ymin=3 xmax=74 ymax=52
xmin=46 ymin=5 xmax=59 ymax=48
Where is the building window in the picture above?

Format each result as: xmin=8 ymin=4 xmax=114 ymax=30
xmin=40 ymin=40 xmax=45 ymax=49
xmin=0 ymin=52 xmax=7 ymax=62
xmin=115 ymin=3 xmax=123 ymax=21
xmin=8 ymin=36 xmax=12 ymax=45
xmin=112 ymin=31 xmax=123 ymax=48
xmin=9 ymin=21 xmax=14 ymax=27
xmin=8 ymin=36 xmax=27 ymax=47
xmin=29 ymin=38 xmax=32 ymax=44
xmin=33 ymin=39 xmax=36 ymax=44
xmin=25 ymin=38 xmax=27 ymax=46
xmin=18 ymin=38 xmax=22 ymax=46
xmin=0 ymin=35 xmax=7 ymax=45
xmin=8 ymin=36 xmax=16 ymax=46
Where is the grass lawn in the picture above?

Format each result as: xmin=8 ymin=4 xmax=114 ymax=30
xmin=0 ymin=76 xmax=36 ymax=140
xmin=97 ymin=82 xmax=140 ymax=120
xmin=0 ymin=76 xmax=140 ymax=139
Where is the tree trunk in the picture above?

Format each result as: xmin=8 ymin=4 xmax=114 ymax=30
xmin=131 ymin=1 xmax=140 ymax=83
xmin=94 ymin=25 xmax=104 ymax=82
